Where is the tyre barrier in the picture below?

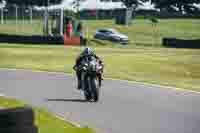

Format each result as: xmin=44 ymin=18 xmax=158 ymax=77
xmin=0 ymin=33 xmax=64 ymax=45
xmin=0 ymin=107 xmax=38 ymax=133
xmin=163 ymin=38 xmax=200 ymax=49
xmin=0 ymin=125 xmax=38 ymax=133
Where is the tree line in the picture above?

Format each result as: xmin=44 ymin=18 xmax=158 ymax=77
xmin=0 ymin=0 xmax=62 ymax=6
xmin=1 ymin=0 xmax=200 ymax=14
xmin=151 ymin=0 xmax=200 ymax=13
xmin=120 ymin=0 xmax=200 ymax=14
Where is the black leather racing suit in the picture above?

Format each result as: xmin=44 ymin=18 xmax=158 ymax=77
xmin=73 ymin=54 xmax=103 ymax=89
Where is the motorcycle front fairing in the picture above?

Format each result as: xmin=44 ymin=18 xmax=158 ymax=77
xmin=80 ymin=57 xmax=102 ymax=89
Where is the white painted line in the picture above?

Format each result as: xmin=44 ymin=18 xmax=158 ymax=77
xmin=105 ymin=77 xmax=200 ymax=94
xmin=0 ymin=68 xmax=73 ymax=76
xmin=1 ymin=68 xmax=200 ymax=95
xmin=0 ymin=94 xmax=5 ymax=97
xmin=0 ymin=87 xmax=5 ymax=97
xmin=55 ymin=114 xmax=82 ymax=128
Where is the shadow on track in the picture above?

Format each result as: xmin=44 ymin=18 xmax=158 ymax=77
xmin=46 ymin=98 xmax=92 ymax=103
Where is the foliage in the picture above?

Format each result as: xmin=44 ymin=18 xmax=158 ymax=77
xmin=120 ymin=0 xmax=148 ymax=9
xmin=71 ymin=0 xmax=86 ymax=19
xmin=120 ymin=0 xmax=140 ymax=8
xmin=151 ymin=0 xmax=200 ymax=14
xmin=5 ymin=0 xmax=62 ymax=6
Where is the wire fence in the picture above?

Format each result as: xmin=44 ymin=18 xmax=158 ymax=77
xmin=0 ymin=5 xmax=44 ymax=35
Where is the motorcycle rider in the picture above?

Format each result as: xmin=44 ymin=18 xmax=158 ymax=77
xmin=73 ymin=47 xmax=103 ymax=90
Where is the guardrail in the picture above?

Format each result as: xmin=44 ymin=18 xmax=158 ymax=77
xmin=0 ymin=34 xmax=64 ymax=45
xmin=163 ymin=38 xmax=200 ymax=49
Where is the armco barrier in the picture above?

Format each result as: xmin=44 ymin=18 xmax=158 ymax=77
xmin=0 ymin=34 xmax=64 ymax=45
xmin=163 ymin=38 xmax=200 ymax=48
xmin=0 ymin=107 xmax=38 ymax=133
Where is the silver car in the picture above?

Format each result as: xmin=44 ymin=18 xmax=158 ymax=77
xmin=94 ymin=29 xmax=129 ymax=44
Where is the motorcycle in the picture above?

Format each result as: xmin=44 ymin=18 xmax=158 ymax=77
xmin=78 ymin=56 xmax=103 ymax=102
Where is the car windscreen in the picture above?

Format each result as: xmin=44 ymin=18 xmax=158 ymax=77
xmin=98 ymin=30 xmax=108 ymax=33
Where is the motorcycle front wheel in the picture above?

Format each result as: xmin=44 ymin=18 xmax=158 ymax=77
xmin=83 ymin=76 xmax=92 ymax=101
xmin=90 ymin=77 xmax=100 ymax=102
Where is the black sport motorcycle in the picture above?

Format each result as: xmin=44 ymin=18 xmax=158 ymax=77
xmin=78 ymin=56 xmax=103 ymax=102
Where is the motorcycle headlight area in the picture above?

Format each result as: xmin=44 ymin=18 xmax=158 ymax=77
xmin=83 ymin=66 xmax=87 ymax=70
xmin=89 ymin=62 xmax=97 ymax=71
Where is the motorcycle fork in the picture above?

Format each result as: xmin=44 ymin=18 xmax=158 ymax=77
xmin=87 ymin=74 xmax=96 ymax=92
xmin=81 ymin=72 xmax=91 ymax=91
xmin=81 ymin=72 xmax=86 ymax=90
xmin=87 ymin=76 xmax=91 ymax=92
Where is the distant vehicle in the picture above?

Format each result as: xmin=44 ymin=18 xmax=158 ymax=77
xmin=94 ymin=29 xmax=129 ymax=44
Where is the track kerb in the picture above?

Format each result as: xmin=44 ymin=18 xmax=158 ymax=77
xmin=0 ymin=107 xmax=38 ymax=133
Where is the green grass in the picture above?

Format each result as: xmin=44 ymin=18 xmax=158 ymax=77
xmin=0 ymin=19 xmax=200 ymax=91
xmin=0 ymin=96 xmax=94 ymax=133
xmin=84 ymin=19 xmax=200 ymax=46
xmin=0 ymin=44 xmax=200 ymax=91
xmin=0 ymin=20 xmax=43 ymax=35
xmin=0 ymin=19 xmax=200 ymax=46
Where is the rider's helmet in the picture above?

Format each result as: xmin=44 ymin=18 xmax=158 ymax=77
xmin=82 ymin=47 xmax=94 ymax=56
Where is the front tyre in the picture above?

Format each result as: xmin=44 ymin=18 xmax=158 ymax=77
xmin=84 ymin=91 xmax=92 ymax=101
xmin=91 ymin=77 xmax=99 ymax=102
xmin=83 ymin=76 xmax=92 ymax=101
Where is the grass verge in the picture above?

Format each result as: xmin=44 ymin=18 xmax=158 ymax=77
xmin=0 ymin=44 xmax=200 ymax=91
xmin=0 ymin=96 xmax=94 ymax=133
xmin=0 ymin=19 xmax=200 ymax=46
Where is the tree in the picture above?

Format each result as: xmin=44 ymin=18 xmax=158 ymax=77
xmin=120 ymin=0 xmax=148 ymax=9
xmin=120 ymin=0 xmax=149 ymax=20
xmin=71 ymin=0 xmax=86 ymax=19
xmin=118 ymin=0 xmax=148 ymax=25
xmin=5 ymin=0 xmax=62 ymax=6
xmin=174 ymin=0 xmax=200 ymax=14
xmin=151 ymin=0 xmax=170 ymax=10
xmin=151 ymin=0 xmax=200 ymax=14
xmin=34 ymin=0 xmax=63 ymax=6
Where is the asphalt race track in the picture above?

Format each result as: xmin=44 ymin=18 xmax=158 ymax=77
xmin=0 ymin=69 xmax=200 ymax=133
